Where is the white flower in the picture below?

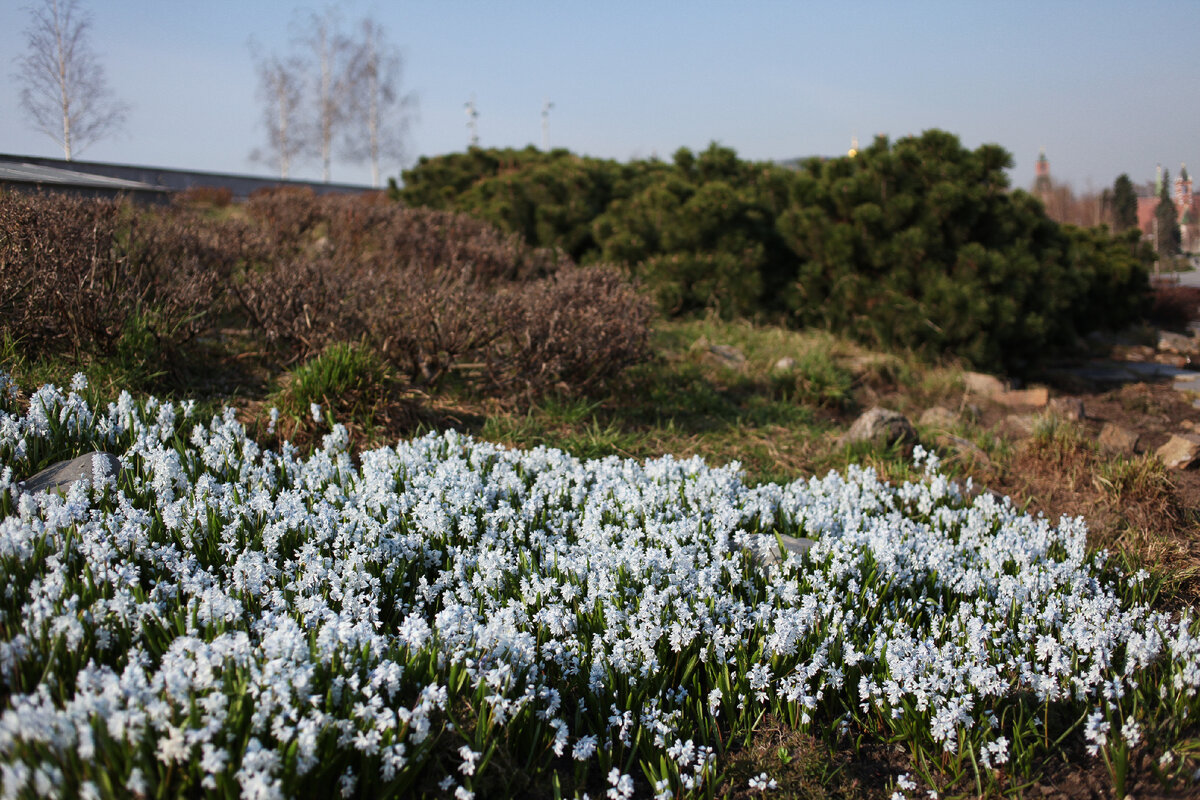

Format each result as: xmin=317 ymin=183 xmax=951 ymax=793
xmin=1084 ymin=710 xmax=1110 ymax=756
xmin=310 ymin=403 xmax=322 ymax=423
xmin=572 ymin=734 xmax=598 ymax=761
xmin=339 ymin=768 xmax=356 ymax=798
xmin=125 ymin=768 xmax=146 ymax=797
xmin=458 ymin=745 xmax=481 ymax=776
xmin=1122 ymin=718 xmax=1142 ymax=748
xmin=607 ymin=771 xmax=634 ymax=800
xmin=897 ymin=773 xmax=916 ymax=790
xmin=748 ymin=772 xmax=778 ymax=791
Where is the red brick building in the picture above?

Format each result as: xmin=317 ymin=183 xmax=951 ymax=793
xmin=1137 ymin=164 xmax=1200 ymax=253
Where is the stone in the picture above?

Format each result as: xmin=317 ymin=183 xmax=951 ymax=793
xmin=963 ymin=371 xmax=1005 ymax=396
xmin=1112 ymin=344 xmax=1156 ymax=362
xmin=18 ymin=452 xmax=121 ymax=496
xmin=750 ymin=533 xmax=816 ymax=567
xmin=1001 ymin=414 xmax=1037 ymax=438
xmin=1157 ymin=434 xmax=1200 ymax=469
xmin=840 ymin=407 xmax=917 ymax=447
xmin=919 ymin=406 xmax=958 ymax=429
xmin=705 ymin=344 xmax=746 ymax=369
xmin=1158 ymin=330 xmax=1200 ymax=356
xmin=773 ymin=357 xmax=795 ymax=372
xmin=1155 ymin=353 xmax=1190 ymax=368
xmin=1097 ymin=423 xmax=1140 ymax=454
xmin=1048 ymin=396 xmax=1085 ymax=421
xmin=994 ymin=387 xmax=1049 ymax=408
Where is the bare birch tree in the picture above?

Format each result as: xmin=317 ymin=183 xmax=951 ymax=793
xmin=13 ymin=0 xmax=128 ymax=160
xmin=249 ymin=47 xmax=305 ymax=179
xmin=292 ymin=8 xmax=351 ymax=183
xmin=342 ymin=18 xmax=416 ymax=188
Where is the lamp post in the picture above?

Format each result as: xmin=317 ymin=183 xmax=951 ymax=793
xmin=541 ymin=98 xmax=554 ymax=150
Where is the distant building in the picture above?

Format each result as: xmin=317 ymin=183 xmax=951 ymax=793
xmin=1136 ymin=163 xmax=1200 ymax=253
xmin=0 ymin=153 xmax=369 ymax=203
xmin=1033 ymin=148 xmax=1052 ymax=202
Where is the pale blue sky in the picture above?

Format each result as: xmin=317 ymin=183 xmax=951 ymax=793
xmin=2 ymin=1 xmax=1196 ymax=192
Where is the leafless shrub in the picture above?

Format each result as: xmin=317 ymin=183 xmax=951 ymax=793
xmin=485 ymin=266 xmax=653 ymax=397
xmin=172 ymin=185 xmax=234 ymax=208
xmin=0 ymin=191 xmax=130 ymax=352
xmin=234 ymin=194 xmax=650 ymax=398
xmin=1 ymin=189 xmax=652 ymax=401
xmin=1149 ymin=285 xmax=1200 ymax=332
xmin=0 ymin=192 xmax=249 ymax=359
xmin=245 ymin=186 xmax=323 ymax=246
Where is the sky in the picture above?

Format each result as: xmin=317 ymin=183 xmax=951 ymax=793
xmin=1 ymin=0 xmax=1197 ymax=192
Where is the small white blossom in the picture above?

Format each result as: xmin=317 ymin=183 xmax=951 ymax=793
xmin=748 ymin=772 xmax=778 ymax=791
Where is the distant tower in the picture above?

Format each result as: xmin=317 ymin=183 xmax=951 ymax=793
xmin=1176 ymin=163 xmax=1193 ymax=208
xmin=465 ymin=95 xmax=479 ymax=148
xmin=1034 ymin=148 xmax=1052 ymax=198
xmin=848 ymin=135 xmax=859 ymax=158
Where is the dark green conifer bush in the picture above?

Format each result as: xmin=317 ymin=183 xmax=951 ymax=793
xmin=397 ymin=134 xmax=1152 ymax=371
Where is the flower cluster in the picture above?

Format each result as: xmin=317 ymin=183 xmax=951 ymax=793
xmin=0 ymin=374 xmax=1198 ymax=797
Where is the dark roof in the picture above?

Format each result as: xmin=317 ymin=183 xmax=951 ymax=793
xmin=0 ymin=160 xmax=166 ymax=193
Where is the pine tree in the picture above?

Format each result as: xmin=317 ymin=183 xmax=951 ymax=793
xmin=1112 ymin=174 xmax=1138 ymax=234
xmin=1156 ymin=169 xmax=1180 ymax=256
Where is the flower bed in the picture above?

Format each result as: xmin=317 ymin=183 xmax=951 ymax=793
xmin=0 ymin=373 xmax=1198 ymax=798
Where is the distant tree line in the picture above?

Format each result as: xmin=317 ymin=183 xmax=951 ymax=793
xmin=394 ymin=130 xmax=1153 ymax=372
xmin=251 ymin=7 xmax=416 ymax=186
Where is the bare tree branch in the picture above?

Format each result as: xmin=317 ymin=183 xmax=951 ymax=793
xmin=342 ymin=17 xmax=417 ymax=188
xmin=291 ymin=7 xmax=352 ymax=184
xmin=249 ymin=40 xmax=305 ymax=179
xmin=13 ymin=0 xmax=129 ymax=160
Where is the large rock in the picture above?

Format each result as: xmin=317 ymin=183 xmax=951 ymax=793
xmin=1158 ymin=434 xmax=1200 ymax=469
xmin=1155 ymin=353 xmax=1191 ymax=368
xmin=1098 ymin=423 xmax=1140 ymax=455
xmin=918 ymin=406 xmax=958 ymax=429
xmin=840 ymin=408 xmax=917 ymax=447
xmin=994 ymin=387 xmax=1049 ymax=408
xmin=1001 ymin=414 xmax=1038 ymax=438
xmin=963 ymin=372 xmax=1005 ymax=396
xmin=1112 ymin=344 xmax=1156 ymax=363
xmin=18 ymin=452 xmax=121 ymax=496
xmin=749 ymin=534 xmax=816 ymax=567
xmin=1048 ymin=396 xmax=1085 ymax=421
xmin=1158 ymin=331 xmax=1200 ymax=356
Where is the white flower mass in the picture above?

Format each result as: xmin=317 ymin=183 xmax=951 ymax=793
xmin=0 ymin=374 xmax=1198 ymax=798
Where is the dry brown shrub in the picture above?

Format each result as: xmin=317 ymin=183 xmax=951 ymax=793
xmin=172 ymin=185 xmax=233 ymax=208
xmin=234 ymin=255 xmax=368 ymax=358
xmin=485 ymin=266 xmax=653 ymax=397
xmin=121 ymin=206 xmax=262 ymax=347
xmin=244 ymin=186 xmax=323 ymax=246
xmin=0 ymin=192 xmax=259 ymax=361
xmin=0 ymin=191 xmax=133 ymax=353
xmin=232 ymin=194 xmax=650 ymax=398
xmin=1149 ymin=284 xmax=1200 ymax=331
